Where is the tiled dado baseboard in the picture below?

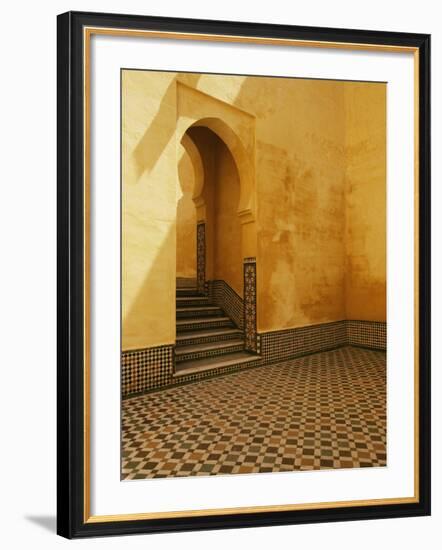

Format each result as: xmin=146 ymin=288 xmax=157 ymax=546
xmin=121 ymin=344 xmax=261 ymax=397
xmin=121 ymin=345 xmax=174 ymax=396
xmin=122 ymin=320 xmax=386 ymax=397
xmin=259 ymin=320 xmax=386 ymax=366
xmin=259 ymin=320 xmax=347 ymax=365
xmin=347 ymin=320 xmax=386 ymax=350
xmin=207 ymin=279 xmax=244 ymax=329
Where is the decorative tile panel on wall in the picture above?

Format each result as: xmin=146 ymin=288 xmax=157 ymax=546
xmin=207 ymin=280 xmax=244 ymax=329
xmin=347 ymin=320 xmax=387 ymax=350
xmin=259 ymin=320 xmax=386 ymax=365
xmin=122 ymin=345 xmax=174 ymax=396
xmin=196 ymin=222 xmax=205 ymax=294
xmin=260 ymin=321 xmax=348 ymax=365
xmin=243 ymin=257 xmax=257 ymax=352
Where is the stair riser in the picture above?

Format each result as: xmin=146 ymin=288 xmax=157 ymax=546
xmin=176 ymin=343 xmax=245 ymax=363
xmin=177 ymin=320 xmax=234 ymax=332
xmin=176 ymin=331 xmax=243 ymax=347
xmin=176 ymin=289 xmax=203 ymax=297
xmin=176 ymin=279 xmax=196 ymax=288
xmin=176 ymin=299 xmax=210 ymax=307
xmin=174 ymin=357 xmax=262 ymax=379
xmin=176 ymin=309 xmax=224 ymax=319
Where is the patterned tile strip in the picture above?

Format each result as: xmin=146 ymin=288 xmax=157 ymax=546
xmin=244 ymin=258 xmax=257 ymax=352
xmin=347 ymin=320 xmax=386 ymax=350
xmin=196 ymin=222 xmax=205 ymax=295
xmin=121 ymin=345 xmax=174 ymax=396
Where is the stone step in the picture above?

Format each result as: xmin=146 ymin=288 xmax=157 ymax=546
xmin=176 ymin=316 xmax=233 ymax=332
xmin=176 ymin=278 xmax=197 ymax=288
xmin=174 ymin=351 xmax=262 ymax=377
xmin=176 ymin=296 xmax=211 ymax=307
xmin=176 ymin=305 xmax=224 ymax=319
xmin=176 ymin=288 xmax=202 ymax=297
xmin=175 ymin=339 xmax=244 ymax=362
xmin=176 ymin=327 xmax=243 ymax=347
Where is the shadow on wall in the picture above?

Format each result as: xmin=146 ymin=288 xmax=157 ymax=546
xmin=122 ymin=74 xmax=256 ymax=349
xmin=123 ymin=73 xmax=202 ymax=349
xmin=132 ymin=73 xmax=202 ymax=182
xmin=122 ymin=71 xmax=385 ymax=349
xmin=123 ymin=225 xmax=176 ymax=349
xmin=122 ymin=132 xmax=196 ymax=350
xmin=123 ymin=124 xmax=243 ymax=348
xmin=176 ymin=144 xmax=197 ymax=279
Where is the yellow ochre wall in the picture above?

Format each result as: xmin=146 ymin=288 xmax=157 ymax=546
xmin=176 ymin=145 xmax=197 ymax=279
xmin=122 ymin=71 xmax=178 ymax=350
xmin=214 ymin=139 xmax=243 ymax=296
xmin=344 ymin=84 xmax=387 ymax=321
xmin=122 ymin=69 xmax=386 ymax=351
xmin=254 ymin=79 xmax=347 ymax=331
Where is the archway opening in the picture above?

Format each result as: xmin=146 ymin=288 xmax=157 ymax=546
xmin=177 ymin=125 xmax=243 ymax=297
xmin=176 ymin=116 xmax=257 ymax=360
xmin=176 ymin=143 xmax=197 ymax=288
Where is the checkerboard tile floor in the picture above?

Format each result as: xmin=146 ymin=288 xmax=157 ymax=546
xmin=122 ymin=346 xmax=386 ymax=479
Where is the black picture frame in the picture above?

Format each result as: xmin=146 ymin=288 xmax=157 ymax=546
xmin=57 ymin=10 xmax=431 ymax=539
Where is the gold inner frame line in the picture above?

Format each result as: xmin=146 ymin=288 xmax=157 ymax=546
xmin=82 ymin=26 xmax=420 ymax=524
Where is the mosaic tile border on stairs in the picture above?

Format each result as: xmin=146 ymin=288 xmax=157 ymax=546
xmin=207 ymin=279 xmax=244 ymax=329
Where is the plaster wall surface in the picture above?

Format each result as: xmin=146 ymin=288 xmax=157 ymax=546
xmin=344 ymin=83 xmax=387 ymax=322
xmin=122 ymin=70 xmax=178 ymax=350
xmin=253 ymin=79 xmax=347 ymax=331
xmin=214 ymin=136 xmax=243 ymax=296
xmin=176 ymin=145 xmax=197 ymax=279
xmin=121 ymin=70 xmax=386 ymax=350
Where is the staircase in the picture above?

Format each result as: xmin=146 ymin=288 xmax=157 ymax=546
xmin=175 ymin=282 xmax=261 ymax=378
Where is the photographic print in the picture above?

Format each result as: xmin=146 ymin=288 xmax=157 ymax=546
xmin=57 ymin=12 xmax=430 ymax=538
xmin=121 ymin=70 xmax=387 ymax=480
